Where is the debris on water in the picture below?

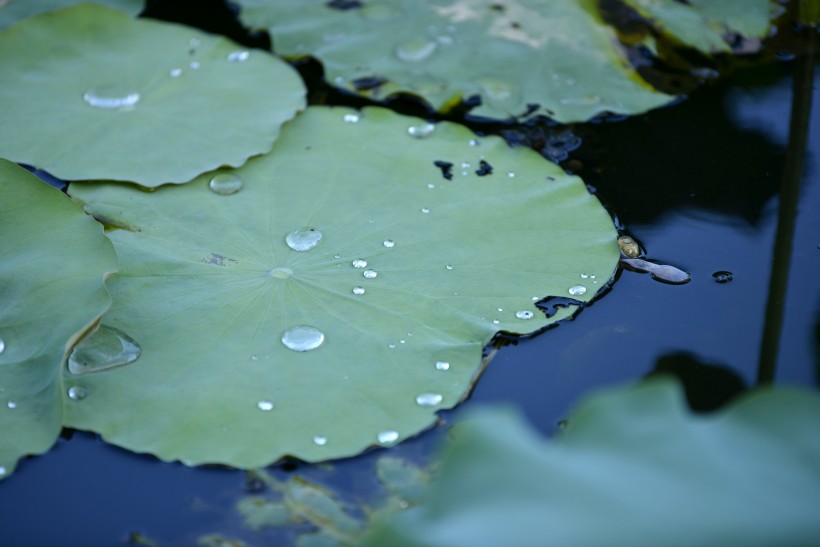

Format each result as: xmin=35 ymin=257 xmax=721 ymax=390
xmin=617 ymin=235 xmax=642 ymax=258
xmin=433 ymin=160 xmax=454 ymax=180
xmin=712 ymin=271 xmax=734 ymax=283
xmin=475 ymin=160 xmax=493 ymax=176
xmin=622 ymin=258 xmax=691 ymax=285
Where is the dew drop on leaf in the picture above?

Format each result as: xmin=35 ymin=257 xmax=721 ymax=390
xmin=257 ymin=400 xmax=274 ymax=411
xmin=568 ymin=285 xmax=587 ymax=296
xmin=281 ymin=326 xmax=325 ymax=352
xmin=67 ymin=386 xmax=88 ymax=401
xmin=515 ymin=310 xmax=534 ymax=320
xmin=407 ymin=123 xmax=436 ymax=138
xmin=227 ymin=51 xmax=250 ymax=62
xmin=169 ymin=68 xmax=182 ymax=78
xmin=383 ymin=239 xmax=395 ymax=248
xmin=0 ymin=338 xmax=4 ymax=354
xmin=363 ymin=269 xmax=378 ymax=279
xmin=415 ymin=393 xmax=443 ymax=407
xmin=377 ymin=430 xmax=399 ymax=445
xmin=285 ymin=228 xmax=322 ymax=252
xmin=352 ymin=259 xmax=368 ymax=268
xmin=313 ymin=436 xmax=328 ymax=446
xmin=395 ymin=38 xmax=437 ymax=62
xmin=343 ymin=113 xmax=360 ymax=123
xmin=208 ymin=173 xmax=243 ymax=195
xmin=435 ymin=361 xmax=450 ymax=371
xmin=352 ymin=287 xmax=365 ymax=295
xmin=68 ymin=325 xmax=141 ymax=375
xmin=82 ymin=85 xmax=140 ymax=109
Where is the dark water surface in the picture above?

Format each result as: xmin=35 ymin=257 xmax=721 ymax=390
xmin=1 ymin=18 xmax=818 ymax=547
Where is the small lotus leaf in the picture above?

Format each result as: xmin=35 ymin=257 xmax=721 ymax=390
xmin=66 ymin=106 xmax=618 ymax=467
xmin=0 ymin=159 xmax=118 ymax=479
xmin=363 ymin=380 xmax=820 ymax=546
xmin=236 ymin=0 xmax=674 ymax=122
xmin=0 ymin=4 xmax=306 ymax=186
xmin=0 ymin=0 xmax=143 ymax=29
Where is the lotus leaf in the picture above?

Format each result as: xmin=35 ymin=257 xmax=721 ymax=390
xmin=363 ymin=380 xmax=820 ymax=546
xmin=66 ymin=106 xmax=619 ymax=467
xmin=0 ymin=0 xmax=142 ymax=29
xmin=236 ymin=0 xmax=675 ymax=122
xmin=0 ymin=4 xmax=306 ymax=187
xmin=0 ymin=158 xmax=118 ymax=479
xmin=621 ymin=0 xmax=776 ymax=53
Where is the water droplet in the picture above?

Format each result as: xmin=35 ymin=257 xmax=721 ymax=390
xmin=281 ymin=326 xmax=324 ymax=352
xmin=67 ymin=386 xmax=87 ymax=401
xmin=383 ymin=240 xmax=395 ymax=248
xmin=334 ymin=254 xmax=341 ymax=259
xmin=445 ymin=265 xmax=453 ymax=270
xmin=257 ymin=400 xmax=274 ymax=411
xmin=507 ymin=171 xmax=516 ymax=178
xmin=208 ymin=173 xmax=242 ymax=195
xmin=0 ymin=339 xmax=4 ymax=354
xmin=427 ymin=183 xmax=435 ymax=189
xmin=251 ymin=355 xmax=259 ymax=361
xmin=352 ymin=259 xmax=368 ymax=268
xmin=492 ymin=319 xmax=500 ymax=325
xmin=270 ymin=267 xmax=293 ymax=279
xmin=516 ymin=310 xmax=534 ymax=320
xmin=83 ymin=85 xmax=140 ymax=109
xmin=399 ymin=339 xmax=406 ymax=344
xmin=469 ymin=139 xmax=480 ymax=147
xmin=285 ymin=228 xmax=323 ymax=252
xmin=461 ymin=162 xmax=471 ymax=169
xmin=435 ymin=361 xmax=450 ymax=370
xmin=531 ymin=296 xmax=539 ymax=302
xmin=415 ymin=393 xmax=443 ymax=407
xmin=395 ymin=38 xmax=438 ymax=62
xmin=363 ymin=269 xmax=378 ymax=279
xmin=421 ymin=207 xmax=430 ymax=213
xmin=712 ymin=271 xmax=734 ymax=283
xmin=352 ymin=287 xmax=365 ymax=295
xmin=407 ymin=123 xmax=436 ymax=138
xmin=497 ymin=307 xmax=504 ymax=312
xmin=343 ymin=113 xmax=360 ymax=123
xmin=227 ymin=50 xmax=250 ymax=62
xmin=580 ymin=273 xmax=589 ymax=279
xmin=313 ymin=436 xmax=327 ymax=446
xmin=7 ymin=401 xmax=17 ymax=409
xmin=377 ymin=430 xmax=399 ymax=445
xmin=568 ymin=285 xmax=587 ymax=296
xmin=190 ymin=61 xmax=200 ymax=70
xmin=169 ymin=68 xmax=182 ymax=78
xmin=68 ymin=326 xmax=141 ymax=375
xmin=388 ymin=343 xmax=396 ymax=349
xmin=0 ymin=467 xmax=5 ymax=476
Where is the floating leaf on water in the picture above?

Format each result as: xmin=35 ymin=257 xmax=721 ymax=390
xmin=622 ymin=258 xmax=691 ymax=284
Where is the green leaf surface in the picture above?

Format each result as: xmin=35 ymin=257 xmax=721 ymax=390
xmin=66 ymin=106 xmax=618 ymax=467
xmin=0 ymin=159 xmax=118 ymax=479
xmin=0 ymin=4 xmax=305 ymax=186
xmin=363 ymin=380 xmax=820 ymax=547
xmin=0 ymin=0 xmax=142 ymax=29
xmin=236 ymin=0 xmax=674 ymax=122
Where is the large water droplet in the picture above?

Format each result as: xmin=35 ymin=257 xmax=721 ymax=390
xmin=281 ymin=326 xmax=325 ymax=352
xmin=257 ymin=400 xmax=274 ymax=411
xmin=415 ymin=393 xmax=443 ymax=407
xmin=352 ymin=287 xmax=365 ymax=295
xmin=363 ymin=269 xmax=378 ymax=279
xmin=68 ymin=326 xmax=141 ymax=375
xmin=352 ymin=259 xmax=368 ymax=268
xmin=407 ymin=123 xmax=436 ymax=138
xmin=285 ymin=228 xmax=322 ymax=252
xmin=83 ymin=85 xmax=140 ymax=109
xmin=227 ymin=50 xmax=250 ymax=62
xmin=209 ymin=173 xmax=242 ymax=195
xmin=67 ymin=386 xmax=87 ymax=401
xmin=343 ymin=113 xmax=360 ymax=123
xmin=383 ymin=240 xmax=395 ymax=248
xmin=395 ymin=38 xmax=438 ymax=62
xmin=377 ymin=430 xmax=399 ymax=445
xmin=435 ymin=361 xmax=450 ymax=370
xmin=313 ymin=436 xmax=328 ymax=446
xmin=568 ymin=285 xmax=587 ymax=296
xmin=515 ymin=310 xmax=534 ymax=320
xmin=270 ymin=267 xmax=293 ymax=279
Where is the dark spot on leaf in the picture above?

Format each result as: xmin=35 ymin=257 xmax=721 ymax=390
xmin=537 ymin=296 xmax=585 ymax=318
xmin=489 ymin=3 xmax=506 ymax=11
xmin=463 ymin=94 xmax=482 ymax=108
xmin=352 ymin=76 xmax=387 ymax=91
xmin=203 ymin=253 xmax=237 ymax=267
xmin=475 ymin=160 xmax=493 ymax=177
xmin=510 ymin=21 xmax=521 ymax=29
xmin=326 ymin=0 xmax=363 ymax=9
xmin=434 ymin=161 xmax=454 ymax=180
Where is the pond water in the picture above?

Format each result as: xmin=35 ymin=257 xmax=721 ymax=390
xmin=1 ymin=12 xmax=818 ymax=547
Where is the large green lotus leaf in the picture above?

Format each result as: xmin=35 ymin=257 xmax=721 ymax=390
xmin=66 ymin=106 xmax=619 ymax=467
xmin=363 ymin=380 xmax=820 ymax=547
xmin=0 ymin=4 xmax=306 ymax=187
xmin=0 ymin=159 xmax=118 ymax=479
xmin=621 ymin=0 xmax=776 ymax=54
xmin=236 ymin=0 xmax=674 ymax=123
xmin=0 ymin=0 xmax=142 ymax=30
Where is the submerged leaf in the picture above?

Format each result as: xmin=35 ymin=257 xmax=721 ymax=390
xmin=621 ymin=257 xmax=690 ymax=284
xmin=66 ymin=106 xmax=619 ymax=466
xmin=0 ymin=4 xmax=305 ymax=186
xmin=363 ymin=380 xmax=820 ymax=546
xmin=0 ymin=159 xmax=118 ymax=479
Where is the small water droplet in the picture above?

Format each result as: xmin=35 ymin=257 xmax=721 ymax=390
xmin=343 ymin=113 xmax=360 ymax=123
xmin=497 ymin=307 xmax=503 ymax=312
xmin=208 ymin=173 xmax=242 ymax=195
xmin=377 ymin=430 xmax=399 ymax=445
xmin=492 ymin=319 xmax=500 ymax=324
xmin=461 ymin=162 xmax=471 ymax=169
xmin=445 ymin=264 xmax=453 ymax=270
xmin=285 ymin=228 xmax=322 ymax=252
xmin=334 ymin=254 xmax=341 ymax=259
xmin=352 ymin=286 xmax=365 ymax=295
xmin=227 ymin=50 xmax=250 ymax=62
xmin=190 ymin=61 xmax=201 ymax=70
xmin=415 ymin=393 xmax=443 ymax=407
xmin=281 ymin=326 xmax=325 ymax=352
xmin=7 ymin=401 xmax=17 ymax=409
xmin=395 ymin=38 xmax=438 ymax=62
xmin=0 ymin=339 xmax=4 ymax=354
xmin=427 ymin=183 xmax=435 ymax=189
xmin=435 ymin=361 xmax=450 ymax=370
xmin=83 ymin=85 xmax=140 ymax=109
xmin=251 ymin=355 xmax=259 ymax=361
xmin=516 ymin=310 xmax=534 ymax=320
xmin=407 ymin=123 xmax=436 ymax=138
xmin=0 ymin=466 xmax=5 ymax=476
xmin=352 ymin=259 xmax=368 ymax=268
xmin=169 ymin=68 xmax=182 ymax=78
xmin=421 ymin=207 xmax=430 ymax=213
xmin=580 ymin=273 xmax=589 ymax=279
xmin=388 ymin=343 xmax=396 ymax=349
xmin=363 ymin=269 xmax=378 ymax=279
xmin=399 ymin=339 xmax=406 ymax=344
xmin=712 ymin=271 xmax=734 ymax=283
xmin=313 ymin=436 xmax=327 ymax=446
xmin=469 ymin=139 xmax=480 ymax=147
xmin=67 ymin=386 xmax=87 ymax=401
xmin=68 ymin=326 xmax=141 ymax=375
xmin=257 ymin=400 xmax=274 ymax=411
xmin=568 ymin=285 xmax=587 ymax=296
xmin=531 ymin=296 xmax=539 ymax=302
xmin=270 ymin=267 xmax=293 ymax=279
xmin=507 ymin=171 xmax=516 ymax=178
xmin=383 ymin=240 xmax=395 ymax=248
